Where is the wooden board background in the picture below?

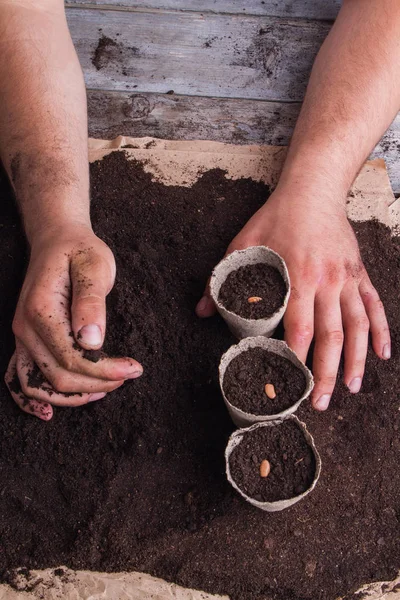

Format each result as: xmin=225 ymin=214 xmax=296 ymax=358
xmin=65 ymin=0 xmax=400 ymax=193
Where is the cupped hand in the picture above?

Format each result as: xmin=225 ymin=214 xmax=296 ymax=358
xmin=196 ymin=188 xmax=390 ymax=411
xmin=5 ymin=224 xmax=142 ymax=420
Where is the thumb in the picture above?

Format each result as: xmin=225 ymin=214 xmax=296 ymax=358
xmin=70 ymin=246 xmax=116 ymax=350
xmin=196 ymin=241 xmax=240 ymax=319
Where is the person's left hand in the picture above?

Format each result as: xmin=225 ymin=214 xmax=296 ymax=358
xmin=196 ymin=187 xmax=390 ymax=411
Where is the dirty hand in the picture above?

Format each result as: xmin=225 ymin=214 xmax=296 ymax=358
xmin=5 ymin=224 xmax=143 ymax=420
xmin=196 ymin=189 xmax=390 ymax=411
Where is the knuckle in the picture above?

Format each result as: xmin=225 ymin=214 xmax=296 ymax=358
xmin=290 ymin=323 xmax=314 ymax=343
xmin=74 ymin=294 xmax=104 ymax=309
xmin=49 ymin=372 xmax=69 ymax=393
xmin=58 ymin=354 xmax=75 ymax=372
xmin=301 ymin=263 xmax=320 ymax=285
xmin=321 ymin=329 xmax=344 ymax=346
xmin=373 ymin=298 xmax=385 ymax=312
xmin=12 ymin=317 xmax=23 ymax=339
xmin=315 ymin=374 xmax=337 ymax=387
xmin=322 ymin=261 xmax=342 ymax=285
xmin=24 ymin=293 xmax=46 ymax=320
xmin=355 ymin=316 xmax=370 ymax=333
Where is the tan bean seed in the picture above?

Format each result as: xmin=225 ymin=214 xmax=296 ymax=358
xmin=247 ymin=296 xmax=262 ymax=303
xmin=265 ymin=383 xmax=276 ymax=399
xmin=260 ymin=459 xmax=271 ymax=478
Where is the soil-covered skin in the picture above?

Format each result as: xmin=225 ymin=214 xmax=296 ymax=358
xmin=223 ymin=347 xmax=307 ymax=415
xmin=229 ymin=420 xmax=316 ymax=502
xmin=0 ymin=153 xmax=399 ymax=600
xmin=218 ymin=262 xmax=287 ymax=319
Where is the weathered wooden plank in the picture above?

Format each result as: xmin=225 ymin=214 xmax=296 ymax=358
xmin=87 ymin=90 xmax=400 ymax=194
xmin=87 ymin=90 xmax=300 ymax=143
xmin=66 ymin=0 xmax=341 ymax=21
xmin=67 ymin=8 xmax=331 ymax=102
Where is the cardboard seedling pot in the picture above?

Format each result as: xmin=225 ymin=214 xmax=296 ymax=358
xmin=209 ymin=246 xmax=290 ymax=339
xmin=225 ymin=415 xmax=322 ymax=512
xmin=219 ymin=336 xmax=314 ymax=428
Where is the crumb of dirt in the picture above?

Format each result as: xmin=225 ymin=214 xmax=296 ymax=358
xmin=83 ymin=349 xmax=103 ymax=363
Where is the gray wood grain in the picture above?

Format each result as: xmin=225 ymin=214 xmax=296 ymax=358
xmin=87 ymin=90 xmax=400 ymax=193
xmin=67 ymin=8 xmax=331 ymax=102
xmin=66 ymin=0 xmax=341 ymax=20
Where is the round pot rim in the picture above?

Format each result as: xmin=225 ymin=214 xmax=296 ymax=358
xmin=210 ymin=245 xmax=290 ymax=323
xmin=219 ymin=337 xmax=314 ymax=424
xmin=225 ymin=415 xmax=322 ymax=511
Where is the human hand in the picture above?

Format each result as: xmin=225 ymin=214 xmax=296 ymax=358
xmin=196 ymin=188 xmax=390 ymax=411
xmin=5 ymin=224 xmax=142 ymax=420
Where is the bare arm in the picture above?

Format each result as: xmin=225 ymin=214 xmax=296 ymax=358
xmin=199 ymin=0 xmax=399 ymax=410
xmin=0 ymin=0 xmax=142 ymax=420
xmin=0 ymin=0 xmax=89 ymax=240
xmin=279 ymin=0 xmax=400 ymax=203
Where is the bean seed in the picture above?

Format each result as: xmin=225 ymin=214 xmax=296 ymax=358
xmin=260 ymin=459 xmax=271 ymax=478
xmin=265 ymin=383 xmax=276 ymax=399
xmin=248 ymin=296 xmax=262 ymax=303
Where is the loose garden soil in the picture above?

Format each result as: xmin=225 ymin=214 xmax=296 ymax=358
xmin=223 ymin=347 xmax=307 ymax=415
xmin=229 ymin=420 xmax=316 ymax=502
xmin=0 ymin=152 xmax=399 ymax=600
xmin=218 ymin=262 xmax=286 ymax=319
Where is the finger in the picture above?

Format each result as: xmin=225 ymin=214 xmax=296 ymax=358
xmin=21 ymin=296 xmax=142 ymax=381
xmin=71 ymin=247 xmax=115 ymax=350
xmin=16 ymin=336 xmax=125 ymax=395
xmin=312 ymin=290 xmax=344 ymax=411
xmin=16 ymin=342 xmax=110 ymax=406
xmin=283 ymin=285 xmax=314 ymax=363
xmin=196 ymin=277 xmax=217 ymax=318
xmin=340 ymin=282 xmax=369 ymax=393
xmin=5 ymin=354 xmax=53 ymax=421
xmin=359 ymin=276 xmax=391 ymax=360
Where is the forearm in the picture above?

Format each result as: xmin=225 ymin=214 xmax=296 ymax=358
xmin=278 ymin=0 xmax=400 ymax=204
xmin=0 ymin=0 xmax=90 ymax=244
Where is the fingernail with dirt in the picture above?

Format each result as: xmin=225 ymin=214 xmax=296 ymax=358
xmin=78 ymin=324 xmax=102 ymax=347
xmin=315 ymin=394 xmax=330 ymax=411
xmin=126 ymin=366 xmax=143 ymax=379
xmin=348 ymin=377 xmax=362 ymax=394
xmin=88 ymin=392 xmax=107 ymax=403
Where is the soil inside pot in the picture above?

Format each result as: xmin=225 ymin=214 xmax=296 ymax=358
xmin=223 ymin=347 xmax=307 ymax=415
xmin=0 ymin=152 xmax=399 ymax=600
xmin=229 ymin=420 xmax=316 ymax=502
xmin=218 ymin=262 xmax=286 ymax=319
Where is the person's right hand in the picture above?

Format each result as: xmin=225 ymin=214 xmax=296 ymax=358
xmin=5 ymin=224 xmax=143 ymax=421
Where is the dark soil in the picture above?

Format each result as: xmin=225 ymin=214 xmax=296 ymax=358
xmin=91 ymin=33 xmax=140 ymax=73
xmin=218 ymin=262 xmax=287 ymax=319
xmin=26 ymin=365 xmax=81 ymax=398
xmin=229 ymin=420 xmax=316 ymax=502
xmin=223 ymin=347 xmax=307 ymax=415
xmin=91 ymin=35 xmax=117 ymax=71
xmin=0 ymin=153 xmax=399 ymax=600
